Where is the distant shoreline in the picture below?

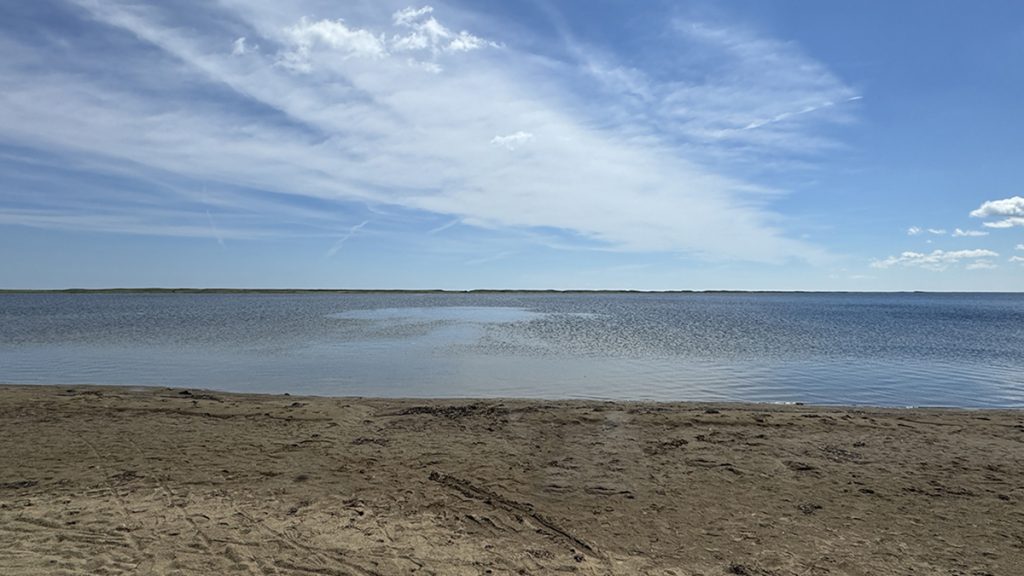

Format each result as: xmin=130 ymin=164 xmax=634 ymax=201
xmin=1 ymin=288 xmax=1020 ymax=295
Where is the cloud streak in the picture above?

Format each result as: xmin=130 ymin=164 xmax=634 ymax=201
xmin=0 ymin=0 xmax=859 ymax=265
xmin=205 ymin=210 xmax=225 ymax=247
xmin=326 ymin=220 xmax=370 ymax=257
xmin=871 ymin=249 xmax=999 ymax=271
xmin=490 ymin=131 xmax=534 ymax=151
xmin=983 ymin=218 xmax=1024 ymax=229
xmin=907 ymin=227 xmax=946 ymax=236
xmin=428 ymin=218 xmax=460 ymax=235
xmin=953 ymin=228 xmax=988 ymax=237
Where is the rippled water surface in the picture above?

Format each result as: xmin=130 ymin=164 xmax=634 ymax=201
xmin=2 ymin=293 xmax=1023 ymax=407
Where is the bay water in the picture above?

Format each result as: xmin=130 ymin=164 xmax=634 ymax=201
xmin=2 ymin=292 xmax=1022 ymax=407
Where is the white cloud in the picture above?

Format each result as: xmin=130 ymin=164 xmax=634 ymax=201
xmin=970 ymin=196 xmax=1024 ymax=229
xmin=0 ymin=1 xmax=854 ymax=264
xmin=970 ymin=196 xmax=1024 ymax=218
xmin=982 ymin=217 xmax=1024 ymax=229
xmin=965 ymin=260 xmax=997 ymax=270
xmin=490 ymin=131 xmax=534 ymax=150
xmin=390 ymin=5 xmax=492 ymax=55
xmin=448 ymin=31 xmax=488 ymax=52
xmin=273 ymin=7 xmax=494 ymax=73
xmin=871 ymin=249 xmax=1000 ymax=271
xmin=278 ymin=17 xmax=387 ymax=71
xmin=231 ymin=37 xmax=248 ymax=56
xmin=1009 ymin=255 xmax=1024 ymax=263
xmin=1016 ymin=244 xmax=1024 ymax=251
xmin=952 ymin=228 xmax=988 ymax=237
xmin=392 ymin=6 xmax=434 ymax=27
xmin=908 ymin=227 xmax=946 ymax=236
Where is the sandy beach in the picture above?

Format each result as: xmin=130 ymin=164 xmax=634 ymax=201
xmin=0 ymin=385 xmax=1021 ymax=575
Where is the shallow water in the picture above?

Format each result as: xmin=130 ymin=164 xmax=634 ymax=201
xmin=1 ymin=292 xmax=1023 ymax=407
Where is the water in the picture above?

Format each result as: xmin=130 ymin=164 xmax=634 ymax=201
xmin=1 ymin=292 xmax=1023 ymax=407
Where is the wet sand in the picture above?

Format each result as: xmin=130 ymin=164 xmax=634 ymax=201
xmin=1 ymin=385 xmax=1022 ymax=575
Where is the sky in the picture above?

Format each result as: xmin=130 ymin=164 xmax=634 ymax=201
xmin=1 ymin=0 xmax=1023 ymax=290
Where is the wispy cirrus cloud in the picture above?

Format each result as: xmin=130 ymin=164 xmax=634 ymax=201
xmin=567 ymin=18 xmax=861 ymax=166
xmin=907 ymin=227 xmax=946 ymax=236
xmin=490 ymin=131 xmax=533 ymax=151
xmin=982 ymin=218 xmax=1024 ymax=229
xmin=0 ymin=0 xmax=858 ymax=264
xmin=326 ymin=220 xmax=370 ymax=257
xmin=427 ymin=218 xmax=460 ymax=235
xmin=0 ymin=206 xmax=281 ymax=240
xmin=953 ymin=228 xmax=988 ymax=237
xmin=465 ymin=250 xmax=514 ymax=266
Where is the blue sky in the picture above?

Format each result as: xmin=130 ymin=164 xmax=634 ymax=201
xmin=1 ymin=0 xmax=1023 ymax=290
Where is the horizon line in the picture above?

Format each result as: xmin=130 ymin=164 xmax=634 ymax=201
xmin=1 ymin=288 xmax=1022 ymax=295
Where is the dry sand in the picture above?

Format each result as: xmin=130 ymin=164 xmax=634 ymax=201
xmin=1 ymin=385 xmax=1022 ymax=575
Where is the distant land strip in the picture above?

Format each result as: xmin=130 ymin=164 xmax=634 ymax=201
xmin=0 ymin=288 xmax=1006 ymax=295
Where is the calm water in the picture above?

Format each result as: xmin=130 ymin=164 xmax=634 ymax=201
xmin=1 ymin=293 xmax=1023 ymax=407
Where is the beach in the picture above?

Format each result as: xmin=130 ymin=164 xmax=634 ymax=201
xmin=1 ymin=385 xmax=1021 ymax=575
